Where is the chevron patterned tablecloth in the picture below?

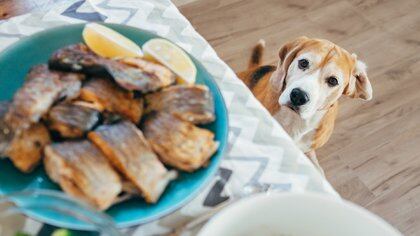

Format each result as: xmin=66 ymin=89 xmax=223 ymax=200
xmin=0 ymin=0 xmax=338 ymax=235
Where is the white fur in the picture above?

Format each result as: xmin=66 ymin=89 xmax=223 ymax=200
xmin=355 ymin=60 xmax=367 ymax=73
xmin=279 ymin=69 xmax=321 ymax=120
xmin=279 ymin=52 xmax=344 ymax=120
xmin=273 ymin=106 xmax=326 ymax=153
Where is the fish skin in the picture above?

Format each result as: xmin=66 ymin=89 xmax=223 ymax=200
xmin=88 ymin=121 xmax=177 ymax=203
xmin=118 ymin=57 xmax=176 ymax=92
xmin=145 ymin=85 xmax=215 ymax=124
xmin=44 ymin=141 xmax=122 ymax=210
xmin=45 ymin=103 xmax=100 ymax=138
xmin=143 ymin=112 xmax=219 ymax=172
xmin=48 ymin=44 xmax=109 ymax=76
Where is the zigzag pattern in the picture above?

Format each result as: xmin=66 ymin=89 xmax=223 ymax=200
xmin=96 ymin=0 xmax=138 ymax=24
xmin=62 ymin=0 xmax=106 ymax=21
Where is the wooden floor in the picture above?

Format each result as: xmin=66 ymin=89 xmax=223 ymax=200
xmin=174 ymin=0 xmax=420 ymax=235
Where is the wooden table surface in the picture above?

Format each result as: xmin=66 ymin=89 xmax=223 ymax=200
xmin=2 ymin=0 xmax=420 ymax=235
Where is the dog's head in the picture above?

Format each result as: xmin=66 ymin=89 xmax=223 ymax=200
xmin=271 ymin=36 xmax=372 ymax=119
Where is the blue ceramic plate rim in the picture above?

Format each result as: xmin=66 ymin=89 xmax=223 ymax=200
xmin=0 ymin=23 xmax=229 ymax=230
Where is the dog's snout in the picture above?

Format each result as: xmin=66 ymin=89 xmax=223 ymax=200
xmin=290 ymin=88 xmax=309 ymax=107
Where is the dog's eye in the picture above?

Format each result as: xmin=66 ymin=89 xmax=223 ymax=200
xmin=298 ymin=59 xmax=309 ymax=70
xmin=326 ymin=76 xmax=339 ymax=87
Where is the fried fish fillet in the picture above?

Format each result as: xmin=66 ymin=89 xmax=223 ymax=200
xmin=88 ymin=121 xmax=177 ymax=203
xmin=45 ymin=103 xmax=100 ymax=138
xmin=79 ymin=78 xmax=143 ymax=123
xmin=5 ymin=65 xmax=84 ymax=131
xmin=145 ymin=85 xmax=215 ymax=124
xmin=1 ymin=101 xmax=50 ymax=172
xmin=117 ymin=57 xmax=176 ymax=92
xmin=44 ymin=141 xmax=122 ymax=210
xmin=143 ymin=112 xmax=219 ymax=172
xmin=48 ymin=44 xmax=108 ymax=76
xmin=49 ymin=44 xmax=175 ymax=92
xmin=6 ymin=122 xmax=51 ymax=172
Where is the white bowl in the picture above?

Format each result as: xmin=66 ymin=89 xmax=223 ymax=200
xmin=198 ymin=193 xmax=402 ymax=236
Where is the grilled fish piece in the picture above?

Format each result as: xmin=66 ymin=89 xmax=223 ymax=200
xmin=6 ymin=123 xmax=51 ymax=172
xmin=88 ymin=121 xmax=177 ymax=203
xmin=0 ymin=101 xmax=14 ymax=157
xmin=44 ymin=141 xmax=122 ymax=210
xmin=116 ymin=57 xmax=176 ymax=92
xmin=45 ymin=103 xmax=100 ymax=138
xmin=49 ymin=44 xmax=175 ymax=92
xmin=5 ymin=65 xmax=84 ymax=131
xmin=48 ymin=44 xmax=108 ymax=76
xmin=143 ymin=112 xmax=219 ymax=172
xmin=26 ymin=65 xmax=82 ymax=101
xmin=145 ymin=85 xmax=215 ymax=124
xmin=79 ymin=78 xmax=143 ymax=123
xmin=1 ymin=101 xmax=51 ymax=172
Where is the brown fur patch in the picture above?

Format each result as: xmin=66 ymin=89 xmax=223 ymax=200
xmin=252 ymin=72 xmax=281 ymax=114
xmin=312 ymin=102 xmax=338 ymax=150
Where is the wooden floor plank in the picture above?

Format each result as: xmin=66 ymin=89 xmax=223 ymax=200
xmin=367 ymin=169 xmax=420 ymax=235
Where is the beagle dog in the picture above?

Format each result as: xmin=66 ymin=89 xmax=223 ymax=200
xmin=238 ymin=37 xmax=372 ymax=175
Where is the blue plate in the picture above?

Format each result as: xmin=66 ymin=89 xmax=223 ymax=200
xmin=0 ymin=23 xmax=228 ymax=230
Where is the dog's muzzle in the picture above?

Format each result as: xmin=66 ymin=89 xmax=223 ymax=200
xmin=290 ymin=88 xmax=309 ymax=107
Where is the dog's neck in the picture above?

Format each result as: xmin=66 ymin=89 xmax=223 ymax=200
xmin=274 ymin=107 xmax=326 ymax=137
xmin=254 ymin=74 xmax=338 ymax=152
xmin=276 ymin=104 xmax=338 ymax=152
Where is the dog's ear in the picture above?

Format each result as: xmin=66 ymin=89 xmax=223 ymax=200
xmin=343 ymin=54 xmax=373 ymax=100
xmin=270 ymin=36 xmax=308 ymax=91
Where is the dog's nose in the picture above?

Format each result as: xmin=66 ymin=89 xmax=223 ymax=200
xmin=290 ymin=88 xmax=309 ymax=106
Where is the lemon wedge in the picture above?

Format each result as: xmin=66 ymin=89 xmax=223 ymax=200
xmin=142 ymin=38 xmax=196 ymax=84
xmin=82 ymin=23 xmax=143 ymax=58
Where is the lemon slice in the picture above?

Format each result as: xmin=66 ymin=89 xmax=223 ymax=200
xmin=82 ymin=23 xmax=143 ymax=58
xmin=142 ymin=38 xmax=196 ymax=84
